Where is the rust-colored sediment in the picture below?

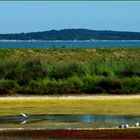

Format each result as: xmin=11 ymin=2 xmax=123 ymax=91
xmin=0 ymin=129 xmax=140 ymax=139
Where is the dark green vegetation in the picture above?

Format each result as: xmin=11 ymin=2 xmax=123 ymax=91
xmin=0 ymin=129 xmax=140 ymax=139
xmin=1 ymin=29 xmax=140 ymax=40
xmin=0 ymin=47 xmax=140 ymax=95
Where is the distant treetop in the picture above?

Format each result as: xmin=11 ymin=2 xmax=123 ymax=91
xmin=0 ymin=29 xmax=140 ymax=41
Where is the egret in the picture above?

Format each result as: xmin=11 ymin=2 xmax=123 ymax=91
xmin=20 ymin=113 xmax=28 ymax=118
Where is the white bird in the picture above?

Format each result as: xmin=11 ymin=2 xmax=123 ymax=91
xmin=135 ymin=122 xmax=139 ymax=128
xmin=119 ymin=123 xmax=125 ymax=128
xmin=124 ymin=123 xmax=129 ymax=128
xmin=20 ymin=113 xmax=28 ymax=118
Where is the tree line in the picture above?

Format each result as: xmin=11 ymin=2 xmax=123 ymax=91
xmin=1 ymin=29 xmax=140 ymax=40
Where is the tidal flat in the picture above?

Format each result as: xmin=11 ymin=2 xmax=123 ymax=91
xmin=0 ymin=95 xmax=140 ymax=116
xmin=0 ymin=128 xmax=140 ymax=139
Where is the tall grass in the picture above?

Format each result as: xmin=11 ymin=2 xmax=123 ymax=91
xmin=49 ymin=63 xmax=86 ymax=79
xmin=0 ymin=48 xmax=140 ymax=95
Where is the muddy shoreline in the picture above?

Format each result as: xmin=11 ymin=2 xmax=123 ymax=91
xmin=0 ymin=128 xmax=140 ymax=139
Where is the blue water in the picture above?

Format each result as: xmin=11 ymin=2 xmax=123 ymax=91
xmin=0 ymin=41 xmax=140 ymax=48
xmin=0 ymin=114 xmax=139 ymax=129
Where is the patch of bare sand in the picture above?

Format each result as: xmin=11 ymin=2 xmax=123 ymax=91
xmin=0 ymin=94 xmax=140 ymax=100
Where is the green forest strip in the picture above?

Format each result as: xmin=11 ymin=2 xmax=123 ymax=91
xmin=1 ymin=29 xmax=140 ymax=40
xmin=0 ymin=96 xmax=140 ymax=116
xmin=0 ymin=47 xmax=140 ymax=95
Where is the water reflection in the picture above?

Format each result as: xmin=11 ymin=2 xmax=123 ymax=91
xmin=0 ymin=114 xmax=139 ymax=129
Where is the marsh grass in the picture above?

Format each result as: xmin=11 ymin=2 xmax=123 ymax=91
xmin=0 ymin=48 xmax=140 ymax=94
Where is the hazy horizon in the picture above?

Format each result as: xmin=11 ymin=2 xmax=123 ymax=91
xmin=0 ymin=1 xmax=140 ymax=33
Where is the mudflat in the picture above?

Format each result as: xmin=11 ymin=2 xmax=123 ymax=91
xmin=0 ymin=128 xmax=140 ymax=139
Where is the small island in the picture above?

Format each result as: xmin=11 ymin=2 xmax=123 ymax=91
xmin=1 ymin=29 xmax=140 ymax=41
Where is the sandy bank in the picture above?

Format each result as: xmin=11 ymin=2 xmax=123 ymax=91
xmin=0 ymin=94 xmax=140 ymax=100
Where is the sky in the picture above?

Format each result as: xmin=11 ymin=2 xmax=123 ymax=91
xmin=0 ymin=1 xmax=140 ymax=33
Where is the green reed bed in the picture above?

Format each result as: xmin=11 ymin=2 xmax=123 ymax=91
xmin=0 ymin=47 xmax=140 ymax=95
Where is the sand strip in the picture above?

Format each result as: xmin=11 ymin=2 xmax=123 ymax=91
xmin=0 ymin=95 xmax=140 ymax=100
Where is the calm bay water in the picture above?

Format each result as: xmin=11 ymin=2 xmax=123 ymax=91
xmin=0 ymin=41 xmax=140 ymax=48
xmin=0 ymin=114 xmax=139 ymax=129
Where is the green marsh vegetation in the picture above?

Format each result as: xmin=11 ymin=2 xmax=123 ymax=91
xmin=0 ymin=47 xmax=140 ymax=95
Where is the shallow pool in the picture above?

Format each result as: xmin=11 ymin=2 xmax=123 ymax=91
xmin=0 ymin=114 xmax=139 ymax=129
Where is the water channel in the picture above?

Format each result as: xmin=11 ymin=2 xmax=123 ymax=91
xmin=0 ymin=114 xmax=139 ymax=129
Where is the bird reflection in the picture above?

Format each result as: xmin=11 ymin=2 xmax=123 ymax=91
xmin=20 ymin=120 xmax=27 ymax=124
xmin=20 ymin=118 xmax=47 ymax=125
